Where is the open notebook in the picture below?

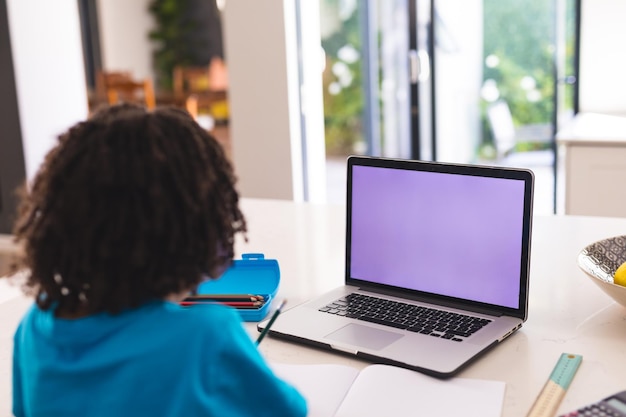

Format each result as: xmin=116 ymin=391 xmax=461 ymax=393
xmin=271 ymin=362 xmax=505 ymax=417
xmin=260 ymin=156 xmax=534 ymax=377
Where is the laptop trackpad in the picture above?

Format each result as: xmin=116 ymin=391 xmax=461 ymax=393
xmin=325 ymin=323 xmax=403 ymax=351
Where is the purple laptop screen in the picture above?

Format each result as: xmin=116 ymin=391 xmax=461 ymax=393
xmin=349 ymin=165 xmax=526 ymax=309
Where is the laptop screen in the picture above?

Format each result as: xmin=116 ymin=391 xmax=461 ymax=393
xmin=347 ymin=158 xmax=532 ymax=311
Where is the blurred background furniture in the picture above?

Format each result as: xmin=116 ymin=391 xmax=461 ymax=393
xmin=0 ymin=234 xmax=19 ymax=277
xmin=173 ymin=64 xmax=228 ymax=124
xmin=95 ymin=70 xmax=156 ymax=110
xmin=487 ymin=99 xmax=553 ymax=166
xmin=556 ymin=112 xmax=626 ymax=217
xmin=171 ymin=63 xmax=231 ymax=158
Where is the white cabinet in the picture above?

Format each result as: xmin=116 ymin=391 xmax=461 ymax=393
xmin=557 ymin=113 xmax=626 ymax=217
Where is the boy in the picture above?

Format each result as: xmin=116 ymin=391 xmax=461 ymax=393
xmin=11 ymin=104 xmax=307 ymax=416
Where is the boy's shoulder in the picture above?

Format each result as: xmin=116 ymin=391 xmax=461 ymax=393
xmin=153 ymin=302 xmax=246 ymax=346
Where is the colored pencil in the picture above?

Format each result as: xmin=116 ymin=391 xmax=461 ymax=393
xmin=221 ymin=301 xmax=264 ymax=307
xmin=184 ymin=294 xmax=265 ymax=302
xmin=180 ymin=300 xmax=264 ymax=309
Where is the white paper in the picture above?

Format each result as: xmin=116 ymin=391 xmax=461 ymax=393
xmin=271 ymin=362 xmax=505 ymax=417
xmin=271 ymin=363 xmax=360 ymax=417
xmin=334 ymin=364 xmax=505 ymax=417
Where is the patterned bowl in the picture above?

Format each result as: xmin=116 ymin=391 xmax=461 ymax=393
xmin=577 ymin=235 xmax=626 ymax=309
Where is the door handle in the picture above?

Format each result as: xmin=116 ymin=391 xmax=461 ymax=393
xmin=409 ymin=49 xmax=431 ymax=83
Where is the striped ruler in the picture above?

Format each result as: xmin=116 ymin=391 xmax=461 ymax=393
xmin=526 ymin=353 xmax=583 ymax=417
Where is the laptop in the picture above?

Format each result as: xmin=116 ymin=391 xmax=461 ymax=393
xmin=260 ymin=156 xmax=534 ymax=378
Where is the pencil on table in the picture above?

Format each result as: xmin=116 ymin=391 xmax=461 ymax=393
xmin=256 ymin=299 xmax=287 ymax=345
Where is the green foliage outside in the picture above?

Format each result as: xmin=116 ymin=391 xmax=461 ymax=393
xmin=480 ymin=0 xmax=557 ymax=154
xmin=320 ymin=1 xmax=365 ymax=156
xmin=148 ymin=0 xmax=196 ymax=90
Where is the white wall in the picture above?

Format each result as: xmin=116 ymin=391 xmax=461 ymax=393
xmin=435 ymin=0 xmax=483 ymax=164
xmin=579 ymin=0 xmax=626 ymax=114
xmin=223 ymin=0 xmax=303 ymax=201
xmin=96 ymin=0 xmax=154 ymax=79
xmin=298 ymin=0 xmax=327 ymax=202
xmin=6 ymin=0 xmax=89 ymax=180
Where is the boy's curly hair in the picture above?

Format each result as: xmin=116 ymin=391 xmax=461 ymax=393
xmin=12 ymin=103 xmax=247 ymax=315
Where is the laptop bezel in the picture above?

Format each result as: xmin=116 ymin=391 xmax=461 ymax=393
xmin=344 ymin=156 xmax=534 ymax=321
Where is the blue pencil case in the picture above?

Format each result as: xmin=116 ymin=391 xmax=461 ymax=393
xmin=195 ymin=253 xmax=280 ymax=322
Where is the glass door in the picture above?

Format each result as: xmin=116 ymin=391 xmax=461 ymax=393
xmin=319 ymin=0 xmax=412 ymax=160
xmin=425 ymin=0 xmax=579 ymax=214
xmin=319 ymin=0 xmax=414 ymax=203
xmin=317 ymin=0 xmax=578 ymax=212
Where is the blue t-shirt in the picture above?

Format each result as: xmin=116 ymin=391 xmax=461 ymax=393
xmin=13 ymin=301 xmax=307 ymax=417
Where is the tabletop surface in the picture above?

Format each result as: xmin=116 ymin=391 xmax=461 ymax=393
xmin=556 ymin=112 xmax=626 ymax=145
xmin=2 ymin=198 xmax=626 ymax=417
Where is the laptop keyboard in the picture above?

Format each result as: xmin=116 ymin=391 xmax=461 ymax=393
xmin=319 ymin=293 xmax=491 ymax=342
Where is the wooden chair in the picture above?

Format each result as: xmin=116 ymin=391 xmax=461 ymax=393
xmin=486 ymin=99 xmax=553 ymax=166
xmin=96 ymin=71 xmax=156 ymax=110
xmin=173 ymin=64 xmax=228 ymax=121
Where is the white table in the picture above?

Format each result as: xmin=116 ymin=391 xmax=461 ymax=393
xmin=2 ymin=198 xmax=626 ymax=417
